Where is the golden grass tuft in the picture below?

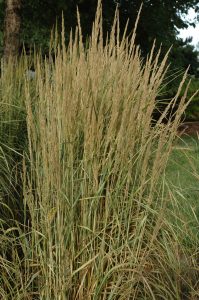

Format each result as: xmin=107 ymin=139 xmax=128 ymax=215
xmin=0 ymin=2 xmax=198 ymax=299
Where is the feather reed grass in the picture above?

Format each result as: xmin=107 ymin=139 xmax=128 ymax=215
xmin=0 ymin=2 xmax=198 ymax=299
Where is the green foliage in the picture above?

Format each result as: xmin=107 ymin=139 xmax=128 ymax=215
xmin=184 ymin=77 xmax=199 ymax=120
xmin=170 ymin=41 xmax=199 ymax=76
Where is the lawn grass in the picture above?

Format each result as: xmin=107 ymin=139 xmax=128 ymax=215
xmin=165 ymin=135 xmax=199 ymax=276
xmin=166 ymin=135 xmax=199 ymax=226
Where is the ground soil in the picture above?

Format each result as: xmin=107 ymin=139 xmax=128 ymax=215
xmin=178 ymin=121 xmax=199 ymax=136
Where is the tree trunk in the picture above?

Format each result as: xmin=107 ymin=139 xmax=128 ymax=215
xmin=3 ymin=0 xmax=21 ymax=60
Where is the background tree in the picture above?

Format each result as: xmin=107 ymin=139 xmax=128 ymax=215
xmin=3 ymin=0 xmax=21 ymax=60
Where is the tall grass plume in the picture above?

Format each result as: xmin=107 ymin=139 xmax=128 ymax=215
xmin=0 ymin=2 xmax=198 ymax=299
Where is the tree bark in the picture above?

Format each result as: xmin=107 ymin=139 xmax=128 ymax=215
xmin=3 ymin=0 xmax=21 ymax=60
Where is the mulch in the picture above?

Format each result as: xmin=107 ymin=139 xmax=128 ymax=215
xmin=177 ymin=122 xmax=199 ymax=136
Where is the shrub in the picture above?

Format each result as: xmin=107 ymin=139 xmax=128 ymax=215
xmin=184 ymin=76 xmax=199 ymax=121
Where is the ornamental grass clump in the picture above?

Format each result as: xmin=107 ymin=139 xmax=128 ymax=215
xmin=0 ymin=2 xmax=198 ymax=299
xmin=0 ymin=58 xmax=27 ymax=224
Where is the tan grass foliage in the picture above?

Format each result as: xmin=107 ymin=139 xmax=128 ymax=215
xmin=0 ymin=1 xmax=198 ymax=299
